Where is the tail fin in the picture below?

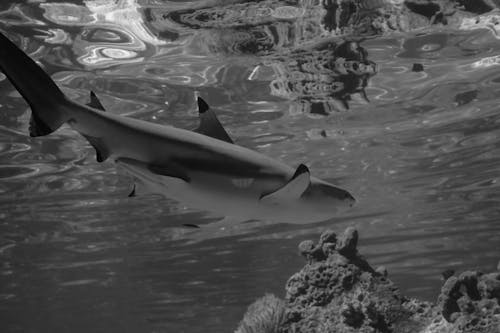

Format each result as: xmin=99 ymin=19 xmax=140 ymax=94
xmin=0 ymin=32 xmax=67 ymax=137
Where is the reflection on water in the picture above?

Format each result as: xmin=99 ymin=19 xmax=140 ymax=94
xmin=265 ymin=40 xmax=377 ymax=114
xmin=1 ymin=0 xmax=500 ymax=332
xmin=40 ymin=0 xmax=166 ymax=68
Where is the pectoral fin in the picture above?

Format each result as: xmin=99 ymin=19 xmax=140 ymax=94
xmin=117 ymin=158 xmax=190 ymax=183
xmin=182 ymin=223 xmax=200 ymax=228
xmin=195 ymin=97 xmax=234 ymax=143
xmin=260 ymin=164 xmax=311 ymax=202
xmin=127 ymin=181 xmax=166 ymax=198
xmin=83 ymin=135 xmax=109 ymax=162
xmin=148 ymin=164 xmax=190 ymax=182
xmin=128 ymin=183 xmax=137 ymax=197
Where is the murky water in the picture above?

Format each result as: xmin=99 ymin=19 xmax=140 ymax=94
xmin=1 ymin=1 xmax=500 ymax=332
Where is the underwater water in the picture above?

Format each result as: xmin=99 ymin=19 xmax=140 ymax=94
xmin=1 ymin=0 xmax=500 ymax=332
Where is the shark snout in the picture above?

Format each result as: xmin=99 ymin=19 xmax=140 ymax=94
xmin=342 ymin=190 xmax=356 ymax=207
xmin=339 ymin=190 xmax=356 ymax=207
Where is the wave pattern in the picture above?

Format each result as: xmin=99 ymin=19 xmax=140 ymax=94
xmin=1 ymin=1 xmax=500 ymax=332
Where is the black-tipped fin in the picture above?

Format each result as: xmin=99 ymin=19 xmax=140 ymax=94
xmin=182 ymin=223 xmax=200 ymax=228
xmin=260 ymin=164 xmax=311 ymax=202
xmin=87 ymin=91 xmax=106 ymax=111
xmin=195 ymin=97 xmax=233 ymax=143
xmin=29 ymin=112 xmax=54 ymax=137
xmin=128 ymin=183 xmax=136 ymax=197
xmin=82 ymin=135 xmax=110 ymax=162
xmin=126 ymin=182 xmax=156 ymax=198
xmin=0 ymin=32 xmax=67 ymax=137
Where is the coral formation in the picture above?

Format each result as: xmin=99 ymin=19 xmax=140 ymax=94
xmin=236 ymin=294 xmax=286 ymax=333
xmin=236 ymin=227 xmax=500 ymax=333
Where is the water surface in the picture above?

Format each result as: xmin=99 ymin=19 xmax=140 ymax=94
xmin=1 ymin=1 xmax=500 ymax=332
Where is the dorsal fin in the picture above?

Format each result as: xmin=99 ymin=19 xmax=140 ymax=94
xmin=87 ymin=91 xmax=106 ymax=111
xmin=260 ymin=164 xmax=311 ymax=202
xmin=195 ymin=97 xmax=233 ymax=143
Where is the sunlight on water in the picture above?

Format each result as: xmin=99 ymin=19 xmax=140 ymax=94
xmin=1 ymin=0 xmax=500 ymax=332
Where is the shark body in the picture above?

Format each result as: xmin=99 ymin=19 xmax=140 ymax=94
xmin=0 ymin=32 xmax=354 ymax=223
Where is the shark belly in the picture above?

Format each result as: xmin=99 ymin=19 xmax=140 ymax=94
xmin=116 ymin=159 xmax=342 ymax=223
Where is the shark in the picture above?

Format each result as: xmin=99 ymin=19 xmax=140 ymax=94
xmin=0 ymin=32 xmax=355 ymax=223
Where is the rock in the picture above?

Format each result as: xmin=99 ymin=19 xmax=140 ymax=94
xmin=336 ymin=227 xmax=358 ymax=258
xmin=298 ymin=240 xmax=315 ymax=258
xmin=456 ymin=0 xmax=499 ymax=14
xmin=235 ymin=294 xmax=285 ymax=333
xmin=238 ymin=227 xmax=500 ymax=332
xmin=376 ymin=266 xmax=388 ymax=278
xmin=477 ymin=272 xmax=500 ymax=300
xmin=279 ymin=227 xmax=427 ymax=332
xmin=318 ymin=229 xmax=337 ymax=246
xmin=434 ymin=268 xmax=500 ymax=331
xmin=298 ymin=240 xmax=325 ymax=263
xmin=437 ymin=276 xmax=461 ymax=322
xmin=458 ymin=271 xmax=481 ymax=300
xmin=441 ymin=269 xmax=455 ymax=281
xmin=341 ymin=302 xmax=365 ymax=328
xmin=321 ymin=242 xmax=336 ymax=257
xmin=318 ymin=229 xmax=337 ymax=257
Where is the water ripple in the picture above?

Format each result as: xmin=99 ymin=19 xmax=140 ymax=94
xmin=1 ymin=1 xmax=500 ymax=332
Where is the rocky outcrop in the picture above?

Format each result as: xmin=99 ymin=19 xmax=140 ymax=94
xmin=236 ymin=294 xmax=286 ymax=333
xmin=236 ymin=228 xmax=500 ymax=333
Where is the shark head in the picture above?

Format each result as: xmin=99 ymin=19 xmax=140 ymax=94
xmin=258 ymin=164 xmax=355 ymax=222
xmin=300 ymin=181 xmax=356 ymax=214
xmin=272 ymin=183 xmax=354 ymax=223
xmin=254 ymin=182 xmax=354 ymax=223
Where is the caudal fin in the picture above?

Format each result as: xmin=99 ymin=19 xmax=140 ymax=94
xmin=0 ymin=32 xmax=67 ymax=137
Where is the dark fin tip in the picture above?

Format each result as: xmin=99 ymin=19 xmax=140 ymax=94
xmin=197 ymin=97 xmax=209 ymax=114
xmin=88 ymin=91 xmax=106 ymax=111
xmin=83 ymin=135 xmax=109 ymax=163
xmin=128 ymin=184 xmax=136 ymax=197
xmin=29 ymin=112 xmax=53 ymax=137
xmin=293 ymin=164 xmax=309 ymax=179
xmin=182 ymin=223 xmax=200 ymax=229
xmin=96 ymin=152 xmax=104 ymax=163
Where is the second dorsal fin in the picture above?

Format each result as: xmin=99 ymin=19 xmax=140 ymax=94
xmin=195 ymin=97 xmax=234 ymax=144
xmin=87 ymin=91 xmax=106 ymax=111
